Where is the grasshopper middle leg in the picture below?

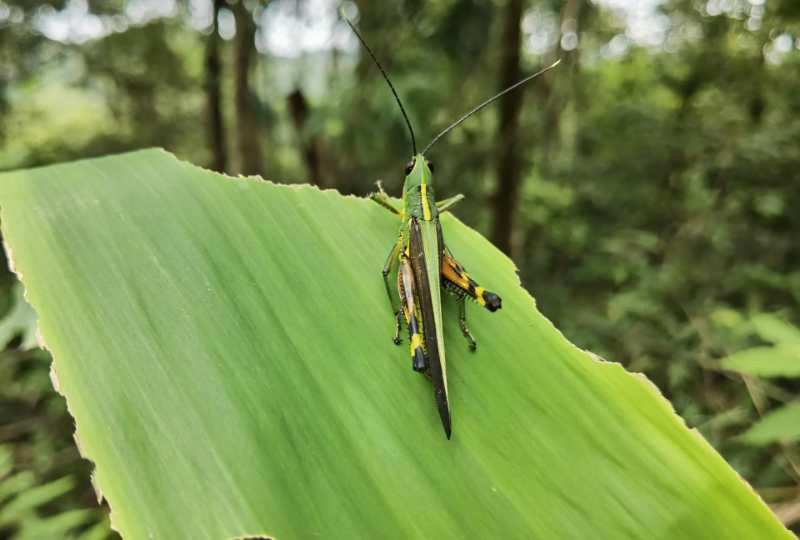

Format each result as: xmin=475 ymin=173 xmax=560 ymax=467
xmin=382 ymin=240 xmax=403 ymax=345
xmin=457 ymin=295 xmax=477 ymax=351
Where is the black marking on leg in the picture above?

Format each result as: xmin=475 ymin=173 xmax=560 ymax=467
xmin=482 ymin=291 xmax=502 ymax=312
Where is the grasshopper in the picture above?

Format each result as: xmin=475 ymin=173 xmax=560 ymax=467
xmin=344 ymin=16 xmax=559 ymax=439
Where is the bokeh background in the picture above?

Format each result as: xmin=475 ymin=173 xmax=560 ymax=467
xmin=1 ymin=0 xmax=799 ymax=537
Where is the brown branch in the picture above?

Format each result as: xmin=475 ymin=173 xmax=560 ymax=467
xmin=232 ymin=1 xmax=264 ymax=176
xmin=288 ymin=89 xmax=323 ymax=186
xmin=490 ymin=0 xmax=525 ymax=257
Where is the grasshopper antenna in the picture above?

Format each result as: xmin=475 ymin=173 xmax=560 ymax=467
xmin=342 ymin=12 xmax=417 ymax=156
xmin=422 ymin=59 xmax=561 ymax=155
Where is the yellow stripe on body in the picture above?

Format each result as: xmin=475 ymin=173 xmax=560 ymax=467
xmin=420 ymin=183 xmax=432 ymax=221
xmin=410 ymin=333 xmax=423 ymax=351
xmin=475 ymin=286 xmax=486 ymax=306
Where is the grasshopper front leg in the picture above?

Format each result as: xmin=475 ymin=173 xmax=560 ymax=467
xmin=436 ymin=193 xmax=464 ymax=213
xmin=370 ymin=180 xmax=402 ymax=215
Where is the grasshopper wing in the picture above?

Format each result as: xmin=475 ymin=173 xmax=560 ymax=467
xmin=409 ymin=217 xmax=450 ymax=438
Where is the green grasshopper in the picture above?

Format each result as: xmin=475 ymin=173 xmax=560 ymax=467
xmin=344 ymin=16 xmax=559 ymax=439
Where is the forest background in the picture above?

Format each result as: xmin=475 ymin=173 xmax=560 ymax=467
xmin=0 ymin=0 xmax=799 ymax=537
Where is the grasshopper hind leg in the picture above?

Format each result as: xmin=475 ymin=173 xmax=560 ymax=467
xmin=399 ymin=257 xmax=428 ymax=373
xmin=411 ymin=339 xmax=427 ymax=373
xmin=441 ymin=248 xmax=504 ymax=351
xmin=441 ymin=249 xmax=502 ymax=311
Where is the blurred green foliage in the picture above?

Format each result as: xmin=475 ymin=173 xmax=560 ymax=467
xmin=0 ymin=0 xmax=799 ymax=536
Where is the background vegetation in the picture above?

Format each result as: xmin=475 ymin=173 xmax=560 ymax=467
xmin=0 ymin=0 xmax=798 ymax=536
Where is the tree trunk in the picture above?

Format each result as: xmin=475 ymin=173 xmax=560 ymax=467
xmin=288 ymin=89 xmax=323 ymax=186
xmin=541 ymin=0 xmax=579 ymax=173
xmin=204 ymin=0 xmax=227 ymax=173
xmin=490 ymin=0 xmax=525 ymax=256
xmin=232 ymin=1 xmax=264 ymax=175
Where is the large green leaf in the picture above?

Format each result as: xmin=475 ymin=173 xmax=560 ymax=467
xmin=0 ymin=150 xmax=789 ymax=539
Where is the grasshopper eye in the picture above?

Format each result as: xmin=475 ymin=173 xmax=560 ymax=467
xmin=404 ymin=160 xmax=415 ymax=175
xmin=427 ymin=160 xmax=435 ymax=173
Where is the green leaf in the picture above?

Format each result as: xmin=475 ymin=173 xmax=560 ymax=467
xmin=751 ymin=313 xmax=800 ymax=345
xmin=0 ymin=149 xmax=790 ymax=539
xmin=0 ymin=476 xmax=74 ymax=525
xmin=721 ymin=346 xmax=800 ymax=378
xmin=739 ymin=402 xmax=800 ymax=446
xmin=14 ymin=509 xmax=96 ymax=540
xmin=0 ymin=472 xmax=36 ymax=505
xmin=0 ymin=445 xmax=12 ymax=479
xmin=0 ymin=282 xmax=38 ymax=350
xmin=79 ymin=517 xmax=116 ymax=540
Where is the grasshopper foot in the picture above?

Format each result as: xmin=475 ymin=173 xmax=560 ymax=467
xmin=458 ymin=313 xmax=478 ymax=351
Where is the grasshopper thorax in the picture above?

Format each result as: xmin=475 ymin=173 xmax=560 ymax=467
xmin=402 ymin=153 xmax=437 ymax=221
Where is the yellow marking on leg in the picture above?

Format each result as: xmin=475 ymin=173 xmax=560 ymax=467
xmin=475 ymin=286 xmax=486 ymax=306
xmin=420 ymin=184 xmax=432 ymax=221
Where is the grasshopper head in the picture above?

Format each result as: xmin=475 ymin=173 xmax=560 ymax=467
xmin=402 ymin=153 xmax=435 ymax=194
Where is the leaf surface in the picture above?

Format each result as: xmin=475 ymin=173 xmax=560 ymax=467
xmin=0 ymin=150 xmax=790 ymax=539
